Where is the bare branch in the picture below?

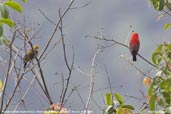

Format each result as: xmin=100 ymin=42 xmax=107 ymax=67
xmin=38 ymin=9 xmax=56 ymax=26
xmin=86 ymin=35 xmax=158 ymax=69
xmin=70 ymin=1 xmax=92 ymax=10
xmin=120 ymin=55 xmax=147 ymax=77
xmin=85 ymin=47 xmax=101 ymax=111
xmin=0 ymin=31 xmax=16 ymax=112
xmin=58 ymin=8 xmax=75 ymax=106
xmin=28 ymin=42 xmax=53 ymax=104
xmin=104 ymin=65 xmax=114 ymax=107
xmin=13 ymin=76 xmax=36 ymax=111
xmin=39 ymin=0 xmax=75 ymax=60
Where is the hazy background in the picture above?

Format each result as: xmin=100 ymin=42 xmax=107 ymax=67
xmin=1 ymin=0 xmax=171 ymax=113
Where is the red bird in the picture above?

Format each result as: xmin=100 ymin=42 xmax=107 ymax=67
xmin=129 ymin=32 xmax=140 ymax=61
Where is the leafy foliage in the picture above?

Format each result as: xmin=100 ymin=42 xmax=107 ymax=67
xmin=3 ymin=0 xmax=22 ymax=13
xmin=148 ymin=42 xmax=171 ymax=113
xmin=0 ymin=18 xmax=14 ymax=27
xmin=104 ymin=42 xmax=171 ymax=113
xmin=104 ymin=93 xmax=134 ymax=114
xmin=105 ymin=93 xmax=113 ymax=106
xmin=164 ymin=23 xmax=171 ymax=31
xmin=150 ymin=0 xmax=171 ymax=11
xmin=149 ymin=0 xmax=171 ymax=31
xmin=114 ymin=93 xmax=124 ymax=105
xmin=152 ymin=43 xmax=171 ymax=66
xmin=0 ymin=0 xmax=23 ymax=43
xmin=0 ymin=4 xmax=9 ymax=18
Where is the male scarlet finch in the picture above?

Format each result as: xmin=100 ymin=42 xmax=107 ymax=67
xmin=23 ymin=45 xmax=39 ymax=68
xmin=129 ymin=32 xmax=140 ymax=61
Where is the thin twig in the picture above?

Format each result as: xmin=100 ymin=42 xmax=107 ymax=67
xmin=29 ymin=42 xmax=53 ymax=104
xmin=58 ymin=9 xmax=71 ymax=72
xmin=86 ymin=35 xmax=158 ymax=69
xmin=70 ymin=1 xmax=92 ymax=10
xmin=3 ymin=45 xmax=22 ymax=111
xmin=137 ymin=53 xmax=158 ymax=68
xmin=74 ymin=65 xmax=90 ymax=77
xmin=39 ymin=0 xmax=75 ymax=60
xmin=3 ymin=72 xmax=24 ymax=111
xmin=13 ymin=75 xmax=36 ymax=111
xmin=85 ymin=47 xmax=101 ymax=111
xmin=58 ymin=8 xmax=75 ymax=105
xmin=92 ymin=98 xmax=106 ymax=114
xmin=104 ymin=65 xmax=114 ymax=107
xmin=121 ymin=55 xmax=147 ymax=77
xmin=38 ymin=9 xmax=56 ymax=26
xmin=22 ymin=76 xmax=49 ymax=103
xmin=71 ymin=82 xmax=86 ymax=109
xmin=63 ymin=86 xmax=77 ymax=105
xmin=22 ymin=27 xmax=53 ymax=104
xmin=0 ymin=31 xmax=16 ymax=112
xmin=60 ymin=73 xmax=65 ymax=103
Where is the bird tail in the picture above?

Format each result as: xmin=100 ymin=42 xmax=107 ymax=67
xmin=23 ymin=62 xmax=27 ymax=69
xmin=132 ymin=51 xmax=137 ymax=61
xmin=133 ymin=54 xmax=137 ymax=61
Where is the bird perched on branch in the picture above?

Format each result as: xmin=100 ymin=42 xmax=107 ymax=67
xmin=129 ymin=32 xmax=140 ymax=61
xmin=23 ymin=45 xmax=39 ymax=69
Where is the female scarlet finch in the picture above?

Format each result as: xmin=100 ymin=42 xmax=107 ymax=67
xmin=129 ymin=32 xmax=140 ymax=61
xmin=23 ymin=45 xmax=39 ymax=68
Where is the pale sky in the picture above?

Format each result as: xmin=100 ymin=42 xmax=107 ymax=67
xmin=2 ymin=0 xmax=171 ymax=113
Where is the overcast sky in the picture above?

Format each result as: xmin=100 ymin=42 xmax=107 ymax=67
xmin=2 ymin=0 xmax=171 ymax=113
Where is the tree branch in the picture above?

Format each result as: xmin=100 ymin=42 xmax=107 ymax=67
xmin=86 ymin=35 xmax=158 ymax=69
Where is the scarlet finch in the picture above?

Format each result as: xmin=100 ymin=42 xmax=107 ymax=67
xmin=23 ymin=45 xmax=39 ymax=68
xmin=129 ymin=32 xmax=140 ymax=61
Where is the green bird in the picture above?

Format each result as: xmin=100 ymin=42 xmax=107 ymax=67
xmin=23 ymin=45 xmax=39 ymax=69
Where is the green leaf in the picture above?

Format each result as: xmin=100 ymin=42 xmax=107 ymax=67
xmin=114 ymin=93 xmax=124 ymax=105
xmin=160 ymin=80 xmax=167 ymax=89
xmin=1 ymin=36 xmax=10 ymax=47
xmin=148 ymin=83 xmax=154 ymax=96
xmin=121 ymin=105 xmax=134 ymax=110
xmin=164 ymin=23 xmax=171 ymax=31
xmin=152 ymin=44 xmax=164 ymax=65
xmin=105 ymin=106 xmax=116 ymax=114
xmin=116 ymin=108 xmax=131 ymax=114
xmin=152 ymin=52 xmax=162 ymax=65
xmin=0 ymin=79 xmax=3 ymax=92
xmin=0 ymin=4 xmax=9 ymax=18
xmin=153 ymin=76 xmax=163 ymax=85
xmin=160 ymin=79 xmax=171 ymax=92
xmin=157 ymin=98 xmax=165 ymax=106
xmin=22 ymin=0 xmax=27 ymax=3
xmin=2 ymin=6 xmax=9 ymax=18
xmin=116 ymin=108 xmax=122 ymax=114
xmin=3 ymin=1 xmax=22 ymax=13
xmin=157 ymin=1 xmax=164 ymax=11
xmin=105 ymin=93 xmax=113 ymax=106
xmin=156 ymin=44 xmax=163 ymax=52
xmin=161 ymin=92 xmax=171 ymax=104
xmin=150 ymin=0 xmax=158 ymax=10
xmin=150 ymin=0 xmax=164 ymax=11
xmin=0 ymin=18 xmax=14 ymax=27
xmin=168 ymin=44 xmax=171 ymax=50
xmin=0 ymin=24 xmax=3 ymax=37
xmin=165 ymin=2 xmax=171 ymax=10
xmin=149 ymin=93 xmax=157 ymax=111
xmin=152 ymin=44 xmax=163 ymax=65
